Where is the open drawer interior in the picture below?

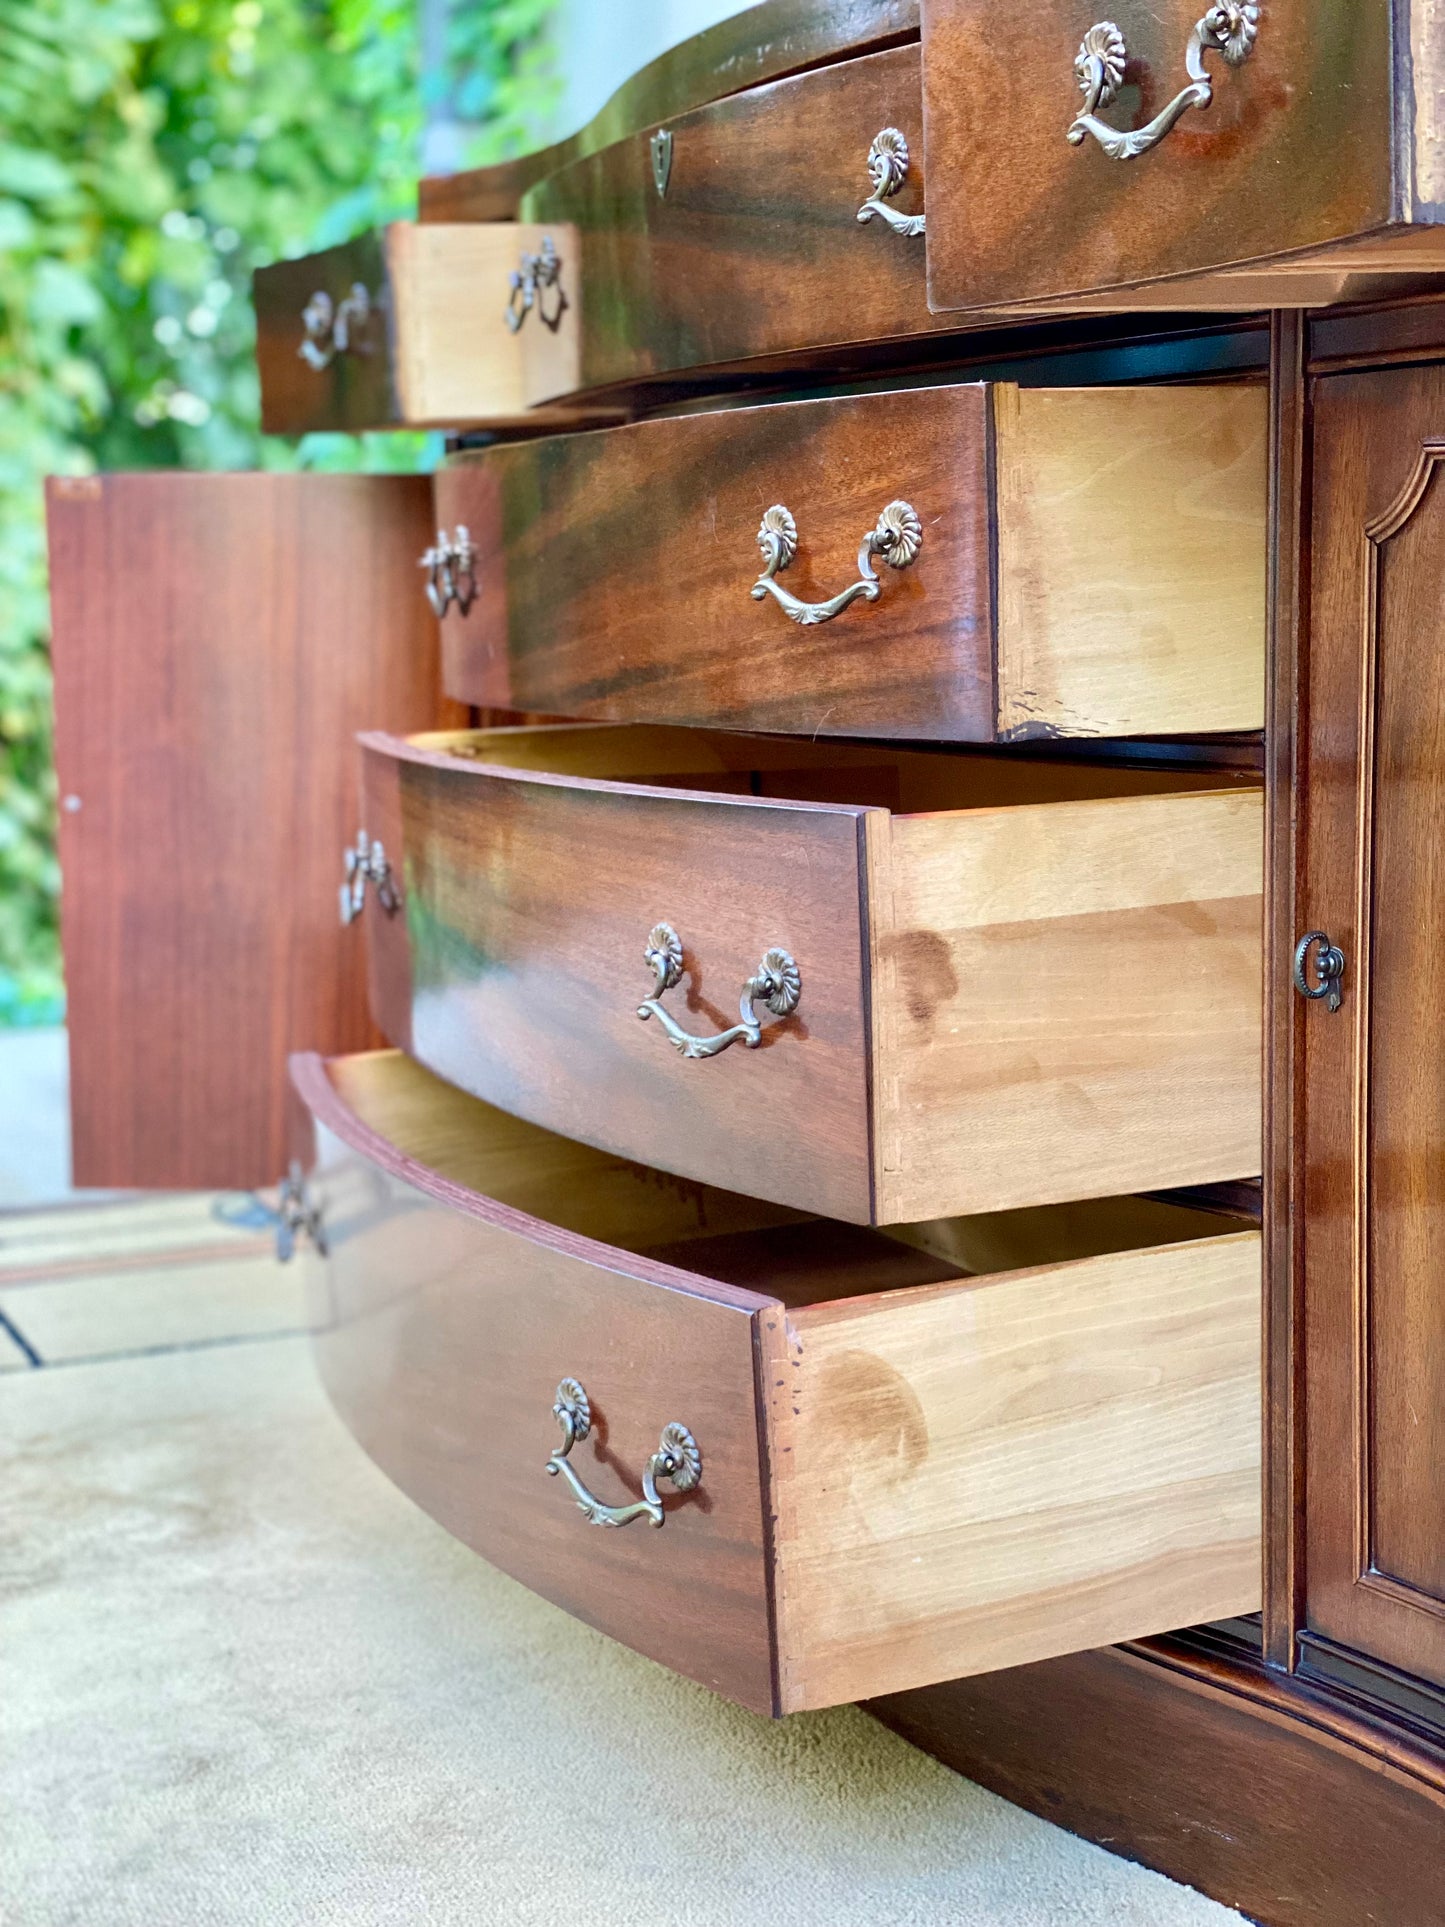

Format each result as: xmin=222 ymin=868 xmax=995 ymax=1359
xmin=407 ymin=722 xmax=1260 ymax=814
xmin=321 ymin=1048 xmax=1258 ymax=1311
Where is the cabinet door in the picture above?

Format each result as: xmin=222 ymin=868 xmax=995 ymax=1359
xmin=1301 ymin=364 xmax=1445 ymax=1690
xmin=46 ymin=473 xmax=446 ymax=1192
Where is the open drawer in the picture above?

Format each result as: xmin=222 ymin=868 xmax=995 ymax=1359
xmin=436 ymin=379 xmax=1267 ymax=741
xmin=293 ymin=1048 xmax=1262 ymax=1716
xmin=352 ymin=723 xmax=1263 ymax=1225
xmin=253 ymin=222 xmax=590 ymax=434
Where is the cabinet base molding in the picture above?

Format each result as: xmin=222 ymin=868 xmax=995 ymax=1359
xmin=865 ymin=1638 xmax=1445 ymax=1927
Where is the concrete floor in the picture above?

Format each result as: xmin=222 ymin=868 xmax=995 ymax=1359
xmin=0 ymin=1194 xmax=1249 ymax=1926
xmin=0 ymin=1027 xmax=72 ymax=1207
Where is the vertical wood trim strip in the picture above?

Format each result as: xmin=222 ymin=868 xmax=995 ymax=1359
xmin=1264 ymin=307 xmax=1309 ymax=1666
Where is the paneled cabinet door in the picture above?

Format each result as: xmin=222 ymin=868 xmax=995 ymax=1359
xmin=46 ymin=473 xmax=447 ymax=1193
xmin=1301 ymin=364 xmax=1445 ymax=1693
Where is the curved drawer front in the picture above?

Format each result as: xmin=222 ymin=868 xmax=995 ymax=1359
xmin=436 ymin=381 xmax=1266 ymax=742
xmin=351 ymin=725 xmax=1263 ymax=1224
xmin=922 ymin=0 xmax=1396 ymax=313
xmin=518 ymin=44 xmax=944 ymax=396
xmin=293 ymin=1050 xmax=779 ymax=1712
xmin=358 ymin=728 xmax=876 ymax=1223
xmin=255 ymin=221 xmax=585 ymax=433
xmin=293 ymin=1049 xmax=1262 ymax=1715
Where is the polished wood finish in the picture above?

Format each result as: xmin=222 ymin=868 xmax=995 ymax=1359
xmin=518 ymin=47 xmax=944 ymax=397
xmin=46 ymin=474 xmax=450 ymax=1191
xmin=364 ymin=726 xmax=876 ymax=1224
xmin=1300 ymin=361 xmax=1445 ymax=1691
xmin=355 ymin=723 xmax=1262 ymax=1223
xmin=297 ymin=1047 xmax=1261 ymax=1713
xmin=437 ymin=381 xmax=1267 ymax=741
xmin=866 ymin=1638 xmax=1445 ymax=1927
xmin=921 ymin=0 xmax=1396 ymax=313
xmin=295 ymin=1048 xmax=781 ymax=1714
xmin=773 ymin=1230 xmax=1261 ymax=1709
xmin=1263 ymin=307 xmax=1308 ymax=1665
xmin=254 ymin=223 xmax=600 ymax=433
xmin=419 ymin=0 xmax=919 ymax=224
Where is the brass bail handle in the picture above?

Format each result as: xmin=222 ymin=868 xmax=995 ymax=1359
xmin=856 ymin=127 xmax=925 ymax=237
xmin=635 ymin=921 xmax=801 ymax=1059
xmin=1293 ymin=931 xmax=1346 ymax=1013
xmin=339 ymin=829 xmax=399 ymax=927
xmin=546 ymin=1378 xmax=701 ymax=1529
xmin=419 ymin=526 xmax=478 ymax=619
xmin=504 ymin=234 xmax=567 ymax=334
xmin=298 ymin=282 xmax=373 ymax=369
xmin=750 ymin=500 xmax=922 ymax=626
xmin=1067 ymin=3 xmax=1259 ymax=162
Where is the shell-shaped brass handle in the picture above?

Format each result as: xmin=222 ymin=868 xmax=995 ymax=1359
xmin=1067 ymin=4 xmax=1258 ymax=161
xmin=750 ymin=499 xmax=922 ymax=626
xmin=505 ymin=234 xmax=567 ymax=333
xmin=339 ymin=829 xmax=398 ymax=927
xmin=298 ymin=282 xmax=373 ymax=370
xmin=546 ymin=1377 xmax=701 ymax=1529
xmin=857 ymin=127 xmax=925 ymax=236
xmin=636 ymin=921 xmax=800 ymax=1059
xmin=419 ymin=526 xmax=477 ymax=618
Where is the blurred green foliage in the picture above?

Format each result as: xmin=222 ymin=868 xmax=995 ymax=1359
xmin=0 ymin=0 xmax=555 ymax=1022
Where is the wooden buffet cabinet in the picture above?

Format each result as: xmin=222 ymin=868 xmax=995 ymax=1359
xmin=45 ymin=4 xmax=1445 ymax=1920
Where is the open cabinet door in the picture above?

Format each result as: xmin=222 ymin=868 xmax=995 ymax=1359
xmin=46 ymin=472 xmax=447 ymax=1191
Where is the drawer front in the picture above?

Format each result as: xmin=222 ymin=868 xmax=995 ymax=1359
xmin=520 ymin=45 xmax=945 ymax=395
xmin=293 ymin=1053 xmax=777 ymax=1713
xmin=921 ymin=0 xmax=1393 ymax=311
xmin=436 ymin=381 xmax=1265 ymax=742
xmin=359 ymin=734 xmax=875 ymax=1222
xmin=256 ymin=222 xmax=582 ymax=433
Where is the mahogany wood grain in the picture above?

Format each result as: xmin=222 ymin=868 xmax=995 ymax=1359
xmin=46 ymin=474 xmax=451 ymax=1192
xmin=436 ymin=381 xmax=1266 ymax=742
xmin=355 ymin=724 xmax=1262 ymax=1223
xmin=419 ymin=0 xmax=919 ymax=224
xmin=294 ymin=1049 xmax=781 ymax=1714
xmin=1301 ymin=362 xmax=1445 ymax=1691
xmin=920 ymin=0 xmax=1394 ymax=313
xmin=866 ymin=1639 xmax=1445 ymax=1927
xmin=359 ymin=729 xmax=876 ymax=1223
xmin=517 ymin=47 xmax=944 ymax=397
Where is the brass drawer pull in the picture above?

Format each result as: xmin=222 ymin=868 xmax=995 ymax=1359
xmin=1067 ymin=4 xmax=1259 ymax=163
xmin=856 ymin=127 xmax=924 ymax=237
xmin=751 ymin=500 xmax=922 ymax=627
xmin=420 ymin=526 xmax=477 ymax=618
xmin=546 ymin=1377 xmax=701 ymax=1528
xmin=1293 ymin=930 xmax=1345 ymax=1013
xmin=298 ymin=283 xmax=373 ymax=370
xmin=274 ymin=1161 xmax=327 ymax=1262
xmin=505 ymin=234 xmax=567 ymax=333
xmin=636 ymin=921 xmax=800 ymax=1059
xmin=340 ymin=830 xmax=398 ymax=926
